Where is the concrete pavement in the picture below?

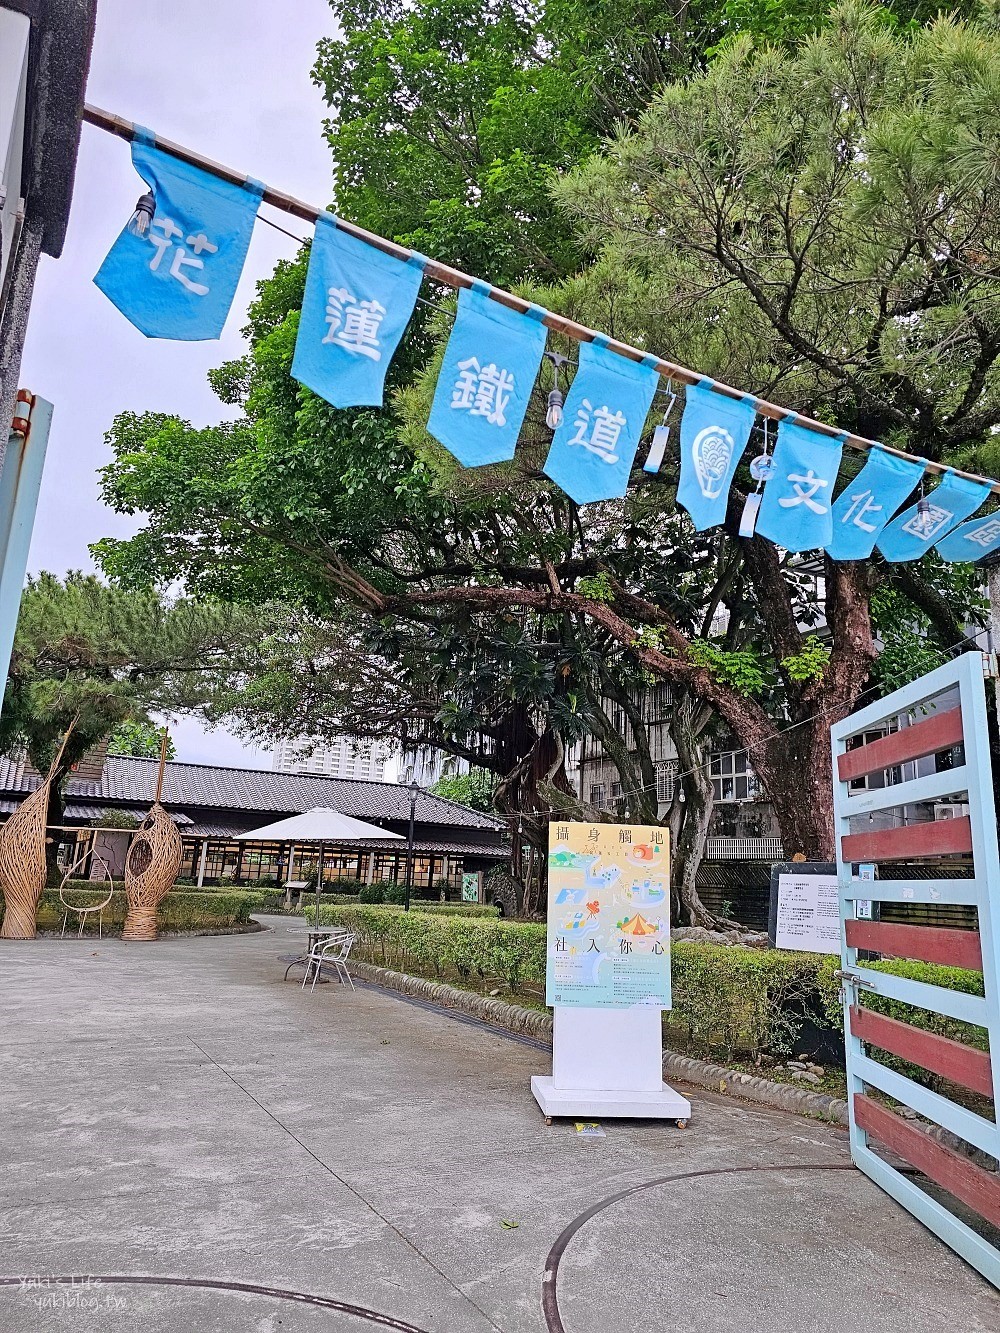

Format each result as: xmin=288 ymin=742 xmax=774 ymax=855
xmin=0 ymin=914 xmax=996 ymax=1332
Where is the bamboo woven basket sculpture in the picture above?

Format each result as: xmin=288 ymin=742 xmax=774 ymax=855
xmin=0 ymin=726 xmax=76 ymax=940
xmin=121 ymin=730 xmax=183 ymax=942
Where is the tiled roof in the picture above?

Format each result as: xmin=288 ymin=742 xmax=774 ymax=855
xmin=0 ymin=754 xmax=505 ymax=833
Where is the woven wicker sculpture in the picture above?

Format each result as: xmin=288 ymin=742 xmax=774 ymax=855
xmin=0 ymin=726 xmax=76 ymax=940
xmin=122 ymin=730 xmax=182 ymax=942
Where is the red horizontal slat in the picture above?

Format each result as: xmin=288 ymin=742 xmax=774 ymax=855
xmin=841 ymin=816 xmax=972 ymax=863
xmin=850 ymin=1006 xmax=993 ymax=1098
xmin=854 ymin=1094 xmax=1000 ymax=1228
xmin=845 ymin=920 xmax=983 ymax=971
xmin=837 ymin=708 xmax=964 ymax=783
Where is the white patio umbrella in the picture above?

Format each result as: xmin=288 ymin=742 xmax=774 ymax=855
xmin=237 ymin=807 xmax=404 ymax=922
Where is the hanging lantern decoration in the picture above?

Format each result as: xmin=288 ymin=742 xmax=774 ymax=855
xmin=122 ymin=729 xmax=182 ymax=942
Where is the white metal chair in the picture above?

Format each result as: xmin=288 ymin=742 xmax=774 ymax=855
xmin=303 ymin=931 xmax=356 ymax=992
xmin=59 ymin=848 xmax=115 ymax=939
xmin=285 ymin=926 xmax=348 ymax=982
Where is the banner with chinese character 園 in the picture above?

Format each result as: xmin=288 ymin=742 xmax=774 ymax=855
xmin=877 ymin=473 xmax=991 ymax=563
xmin=936 ymin=510 xmax=1000 ymax=562
xmin=545 ymin=821 xmax=671 ymax=1010
xmin=826 ymin=447 xmax=925 ymax=561
xmin=754 ymin=420 xmax=844 ymax=553
xmin=95 ymin=129 xmax=263 ymax=341
xmin=427 ymin=281 xmax=547 ymax=466
xmin=291 ymin=214 xmax=425 ymax=407
xmin=543 ymin=338 xmax=660 ymax=505
xmin=677 ymin=380 xmax=757 ymax=531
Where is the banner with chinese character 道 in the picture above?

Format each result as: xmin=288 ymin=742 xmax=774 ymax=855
xmin=427 ymin=281 xmax=548 ymax=467
xmin=94 ymin=129 xmax=263 ymax=341
xmin=676 ymin=380 xmax=757 ymax=531
xmin=545 ymin=821 xmax=671 ymax=1010
xmin=826 ymin=446 xmax=925 ymax=561
xmin=877 ymin=472 xmax=992 ymax=563
xmin=754 ymin=419 xmax=844 ymax=553
xmin=291 ymin=214 xmax=426 ymax=408
xmin=543 ymin=338 xmax=660 ymax=505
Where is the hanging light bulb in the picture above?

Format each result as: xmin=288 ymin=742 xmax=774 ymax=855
xmin=127 ymin=190 xmax=156 ymax=237
xmin=546 ymin=388 xmax=564 ymax=430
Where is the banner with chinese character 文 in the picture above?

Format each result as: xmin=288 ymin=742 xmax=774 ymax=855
xmin=826 ymin=447 xmax=925 ymax=561
xmin=95 ymin=129 xmax=263 ymax=341
xmin=877 ymin=473 xmax=991 ymax=563
xmin=936 ymin=510 xmax=1000 ymax=562
xmin=677 ymin=381 xmax=757 ymax=531
xmin=543 ymin=338 xmax=660 ymax=505
xmin=427 ymin=281 xmax=547 ymax=467
xmin=545 ymin=821 xmax=672 ymax=1010
xmin=754 ymin=420 xmax=844 ymax=553
xmin=291 ymin=214 xmax=425 ymax=408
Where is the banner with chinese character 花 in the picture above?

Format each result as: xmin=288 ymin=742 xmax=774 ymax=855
xmin=545 ymin=821 xmax=671 ymax=1010
xmin=676 ymin=381 xmax=757 ymax=531
xmin=427 ymin=281 xmax=547 ymax=467
xmin=543 ymin=338 xmax=660 ymax=505
xmin=754 ymin=420 xmax=844 ymax=553
xmin=877 ymin=472 xmax=991 ymax=563
xmin=826 ymin=447 xmax=925 ymax=561
xmin=291 ymin=214 xmax=425 ymax=408
xmin=95 ymin=129 xmax=263 ymax=341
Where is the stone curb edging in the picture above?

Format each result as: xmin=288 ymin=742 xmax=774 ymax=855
xmin=349 ymin=959 xmax=850 ymax=1127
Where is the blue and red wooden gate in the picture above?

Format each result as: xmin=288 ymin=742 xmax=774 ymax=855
xmin=831 ymin=651 xmax=1000 ymax=1286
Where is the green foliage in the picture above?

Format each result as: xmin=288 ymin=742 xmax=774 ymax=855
xmin=576 ymin=573 xmax=616 ymax=604
xmin=358 ymin=883 xmax=386 ymax=904
xmin=687 ymin=641 xmax=767 ymax=696
xmin=88 ymin=809 xmax=141 ymax=830
xmin=429 ymin=767 xmax=498 ymax=812
xmin=108 ymin=720 xmax=176 ymax=759
xmin=780 ymin=635 xmax=830 ymax=685
xmin=22 ymin=887 xmax=268 ymax=934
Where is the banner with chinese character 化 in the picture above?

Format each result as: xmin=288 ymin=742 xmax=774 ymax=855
xmin=543 ymin=339 xmax=660 ymax=505
xmin=291 ymin=214 xmax=426 ymax=408
xmin=754 ymin=420 xmax=844 ymax=553
xmin=545 ymin=821 xmax=671 ymax=1010
xmin=826 ymin=447 xmax=925 ymax=561
xmin=427 ymin=281 xmax=547 ymax=467
xmin=877 ymin=473 xmax=991 ymax=563
xmin=676 ymin=381 xmax=756 ymax=531
xmin=94 ymin=129 xmax=263 ymax=341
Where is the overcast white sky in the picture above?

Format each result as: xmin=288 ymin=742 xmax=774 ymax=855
xmin=19 ymin=0 xmax=336 ymax=767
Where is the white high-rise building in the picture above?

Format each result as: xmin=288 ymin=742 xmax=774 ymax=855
xmin=271 ymin=736 xmax=390 ymax=782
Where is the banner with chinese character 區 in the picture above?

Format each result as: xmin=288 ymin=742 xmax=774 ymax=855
xmin=545 ymin=821 xmax=671 ymax=1010
xmin=291 ymin=214 xmax=425 ymax=408
xmin=94 ymin=129 xmax=263 ymax=341
xmin=427 ymin=281 xmax=547 ymax=467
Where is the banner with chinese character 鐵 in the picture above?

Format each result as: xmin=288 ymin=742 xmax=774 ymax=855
xmin=755 ymin=420 xmax=844 ymax=553
xmin=427 ymin=281 xmax=547 ymax=466
xmin=826 ymin=447 xmax=925 ymax=561
xmin=935 ymin=510 xmax=1000 ymax=562
xmin=877 ymin=473 xmax=991 ymax=563
xmin=291 ymin=214 xmax=425 ymax=408
xmin=677 ymin=381 xmax=757 ymax=531
xmin=545 ymin=821 xmax=671 ymax=1010
xmin=543 ymin=338 xmax=660 ymax=505
xmin=95 ymin=129 xmax=263 ymax=341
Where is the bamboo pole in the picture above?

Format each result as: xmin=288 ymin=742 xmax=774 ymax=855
xmin=81 ymin=102 xmax=1000 ymax=496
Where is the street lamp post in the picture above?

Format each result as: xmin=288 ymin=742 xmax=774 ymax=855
xmin=404 ymin=780 xmax=419 ymax=912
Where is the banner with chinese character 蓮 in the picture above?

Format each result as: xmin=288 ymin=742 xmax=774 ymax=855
xmin=291 ymin=214 xmax=425 ymax=408
xmin=95 ymin=129 xmax=263 ymax=341
xmin=676 ymin=381 xmax=757 ymax=531
xmin=826 ymin=447 xmax=925 ymax=561
xmin=754 ymin=420 xmax=844 ymax=553
xmin=877 ymin=473 xmax=991 ymax=563
xmin=545 ymin=821 xmax=671 ymax=1010
xmin=427 ymin=281 xmax=547 ymax=467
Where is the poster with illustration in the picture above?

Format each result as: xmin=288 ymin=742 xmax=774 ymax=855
xmin=545 ymin=822 xmax=672 ymax=1010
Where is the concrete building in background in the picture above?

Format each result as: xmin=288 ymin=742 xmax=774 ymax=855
xmin=271 ymin=735 xmax=391 ymax=782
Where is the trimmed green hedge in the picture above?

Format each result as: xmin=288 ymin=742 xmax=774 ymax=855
xmin=3 ymin=886 xmax=276 ymax=935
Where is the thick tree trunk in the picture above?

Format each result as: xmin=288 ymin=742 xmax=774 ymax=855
xmin=670 ymin=692 xmax=736 ymax=929
xmin=752 ymin=717 xmax=836 ymax=860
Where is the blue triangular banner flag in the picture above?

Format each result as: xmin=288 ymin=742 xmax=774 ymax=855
xmin=95 ymin=128 xmax=263 ymax=341
xmin=755 ymin=420 xmax=844 ymax=553
xmin=291 ymin=215 xmax=425 ymax=408
xmin=936 ymin=510 xmax=1000 ymax=562
xmin=878 ymin=473 xmax=991 ymax=562
xmin=543 ymin=338 xmax=659 ymax=505
xmin=826 ymin=447 xmax=924 ymax=560
xmin=427 ymin=282 xmax=547 ymax=467
xmin=676 ymin=381 xmax=756 ymax=531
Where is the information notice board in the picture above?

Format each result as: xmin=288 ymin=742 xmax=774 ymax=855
xmin=545 ymin=821 xmax=671 ymax=1009
xmin=767 ymin=861 xmax=840 ymax=954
